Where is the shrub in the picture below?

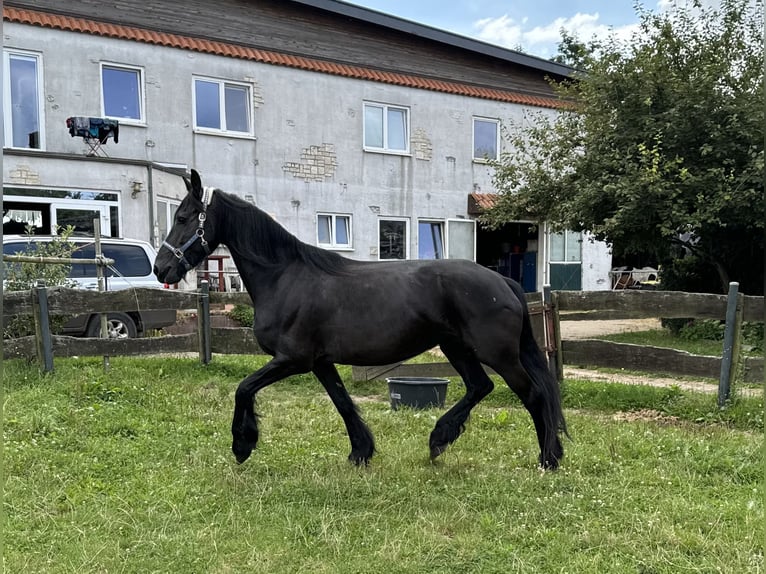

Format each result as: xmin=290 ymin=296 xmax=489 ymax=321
xmin=678 ymin=319 xmax=725 ymax=342
xmin=3 ymin=227 xmax=77 ymax=339
xmin=227 ymin=304 xmax=254 ymax=327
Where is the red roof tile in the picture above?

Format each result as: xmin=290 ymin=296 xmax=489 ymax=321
xmin=467 ymin=193 xmax=499 ymax=214
xmin=4 ymin=6 xmax=564 ymax=109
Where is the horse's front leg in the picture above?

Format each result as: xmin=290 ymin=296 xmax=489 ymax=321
xmin=231 ymin=357 xmax=304 ymax=464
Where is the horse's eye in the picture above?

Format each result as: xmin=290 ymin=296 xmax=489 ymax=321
xmin=177 ymin=216 xmax=187 ymax=224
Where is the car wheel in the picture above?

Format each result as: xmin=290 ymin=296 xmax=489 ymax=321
xmin=86 ymin=313 xmax=138 ymax=339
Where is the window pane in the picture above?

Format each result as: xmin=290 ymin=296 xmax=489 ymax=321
xmin=102 ymin=66 xmax=141 ymax=120
xmin=447 ymin=220 xmax=475 ymax=260
xmin=364 ymin=105 xmax=383 ymax=148
xmin=317 ymin=215 xmax=331 ymax=244
xmin=224 ymin=84 xmax=249 ymax=132
xmin=379 ymin=220 xmax=406 ymax=260
xmin=157 ymin=201 xmax=168 ymax=242
xmin=70 ymin=243 xmax=96 ymax=278
xmin=387 ymin=108 xmax=407 ymax=150
xmin=9 ymin=55 xmax=40 ymax=148
xmin=550 ymin=232 xmax=565 ymax=262
xmin=335 ymin=216 xmax=350 ymax=245
xmin=102 ymin=245 xmax=151 ymax=277
xmin=474 ymin=119 xmax=498 ymax=160
xmin=566 ymin=230 xmax=581 ymax=262
xmin=56 ymin=208 xmax=99 ymax=235
xmin=195 ymin=80 xmax=221 ymax=129
xmin=419 ymin=221 xmax=444 ymax=259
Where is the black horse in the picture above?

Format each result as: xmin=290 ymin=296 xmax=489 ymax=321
xmin=154 ymin=170 xmax=568 ymax=469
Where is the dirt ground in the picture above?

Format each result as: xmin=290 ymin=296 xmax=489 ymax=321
xmin=559 ymin=318 xmax=761 ymax=397
xmin=559 ymin=318 xmax=662 ymax=339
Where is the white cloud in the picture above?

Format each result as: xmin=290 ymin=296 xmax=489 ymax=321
xmin=473 ymin=12 xmax=638 ymax=57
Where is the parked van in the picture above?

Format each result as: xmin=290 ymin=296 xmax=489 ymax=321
xmin=3 ymin=235 xmax=177 ymax=338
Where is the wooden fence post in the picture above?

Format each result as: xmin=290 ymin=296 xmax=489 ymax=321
xmin=542 ymin=285 xmax=560 ymax=379
xmin=718 ymin=281 xmax=743 ymax=406
xmin=197 ymin=280 xmax=212 ymax=365
xmin=32 ymin=280 xmax=54 ymax=373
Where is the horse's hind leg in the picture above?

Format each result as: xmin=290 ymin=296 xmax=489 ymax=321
xmin=494 ymin=361 xmax=564 ymax=470
xmin=429 ymin=341 xmax=494 ymax=460
xmin=313 ymin=361 xmax=375 ymax=465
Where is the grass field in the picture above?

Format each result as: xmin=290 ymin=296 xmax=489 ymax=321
xmin=3 ymin=355 xmax=764 ymax=573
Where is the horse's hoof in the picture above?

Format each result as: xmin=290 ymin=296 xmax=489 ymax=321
xmin=233 ymin=446 xmax=252 ymax=464
xmin=430 ymin=443 xmax=448 ymax=460
xmin=348 ymin=454 xmax=370 ymax=467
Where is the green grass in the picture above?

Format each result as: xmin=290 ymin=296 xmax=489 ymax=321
xmin=4 ymin=356 xmax=764 ymax=573
xmin=596 ymin=329 xmax=725 ymax=357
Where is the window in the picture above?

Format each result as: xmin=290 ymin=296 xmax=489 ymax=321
xmin=363 ymin=102 xmax=409 ymax=153
xmin=69 ymin=243 xmax=152 ymax=278
xmin=193 ymin=77 xmax=253 ymax=135
xmin=446 ymin=219 xmax=476 ymax=260
xmin=379 ymin=218 xmax=409 ymax=260
xmin=418 ymin=220 xmax=445 ymax=259
xmin=4 ymin=50 xmax=44 ymax=149
xmin=550 ymin=230 xmax=582 ymax=262
xmin=156 ymin=198 xmax=180 ymax=243
xmin=473 ymin=117 xmax=499 ymax=161
xmin=101 ymin=63 xmax=144 ymax=122
xmin=317 ymin=214 xmax=352 ymax=249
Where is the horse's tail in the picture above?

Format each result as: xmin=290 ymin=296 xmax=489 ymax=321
xmin=505 ymin=278 xmax=569 ymax=457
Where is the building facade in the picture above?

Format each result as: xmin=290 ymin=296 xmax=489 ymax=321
xmin=3 ymin=0 xmax=612 ymax=291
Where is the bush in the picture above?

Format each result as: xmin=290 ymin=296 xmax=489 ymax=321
xmin=678 ymin=319 xmax=725 ymax=342
xmin=227 ymin=304 xmax=254 ymax=327
xmin=3 ymin=227 xmax=77 ymax=339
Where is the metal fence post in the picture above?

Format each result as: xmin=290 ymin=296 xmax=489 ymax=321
xmin=718 ymin=281 xmax=742 ymax=406
xmin=32 ymin=279 xmax=54 ymax=373
xmin=197 ymin=279 xmax=212 ymax=365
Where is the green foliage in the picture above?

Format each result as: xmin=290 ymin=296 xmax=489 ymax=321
xmin=227 ymin=303 xmax=254 ymax=327
xmin=3 ymin=227 xmax=77 ymax=338
xmin=485 ymin=0 xmax=764 ymax=295
xmin=678 ymin=319 xmax=726 ymax=342
xmin=742 ymin=322 xmax=764 ymax=352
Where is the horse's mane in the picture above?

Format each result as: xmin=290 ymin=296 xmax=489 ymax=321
xmin=214 ymin=189 xmax=350 ymax=275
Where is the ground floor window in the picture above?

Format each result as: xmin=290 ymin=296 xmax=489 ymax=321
xmin=378 ymin=218 xmax=409 ymax=260
xmin=156 ymin=198 xmax=180 ymax=243
xmin=317 ymin=213 xmax=352 ymax=249
xmin=3 ymin=187 xmax=119 ymax=236
xmin=418 ymin=220 xmax=444 ymax=259
xmin=550 ymin=230 xmax=582 ymax=262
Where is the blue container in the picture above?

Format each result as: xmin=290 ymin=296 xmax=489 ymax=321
xmin=386 ymin=377 xmax=449 ymax=410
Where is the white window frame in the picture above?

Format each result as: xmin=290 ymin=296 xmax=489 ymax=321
xmin=417 ymin=219 xmax=446 ymax=260
xmin=100 ymin=62 xmax=146 ymax=125
xmin=363 ymin=102 xmax=410 ymax=155
xmin=317 ymin=213 xmax=353 ymax=250
xmin=446 ymin=218 xmax=477 ymax=261
xmin=156 ymin=198 xmax=181 ymax=245
xmin=378 ymin=217 xmax=410 ymax=260
xmin=192 ymin=76 xmax=254 ymax=137
xmin=3 ymin=49 xmax=45 ymax=150
xmin=549 ymin=230 xmax=582 ymax=263
xmin=472 ymin=116 xmax=500 ymax=162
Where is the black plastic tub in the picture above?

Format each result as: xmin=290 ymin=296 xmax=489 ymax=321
xmin=386 ymin=377 xmax=449 ymax=410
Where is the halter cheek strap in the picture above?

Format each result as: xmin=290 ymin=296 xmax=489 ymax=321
xmin=162 ymin=187 xmax=215 ymax=271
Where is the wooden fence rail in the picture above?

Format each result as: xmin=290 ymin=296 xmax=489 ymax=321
xmin=3 ymin=284 xmax=763 ymax=397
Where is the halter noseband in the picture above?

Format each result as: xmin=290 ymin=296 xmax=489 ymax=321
xmin=162 ymin=186 xmax=215 ymax=272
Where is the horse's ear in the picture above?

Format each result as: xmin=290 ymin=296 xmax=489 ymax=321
xmin=189 ymin=169 xmax=203 ymax=201
xmin=182 ymin=176 xmax=192 ymax=192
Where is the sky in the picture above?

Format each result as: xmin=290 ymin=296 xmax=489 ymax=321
xmin=345 ymin=0 xmax=678 ymax=59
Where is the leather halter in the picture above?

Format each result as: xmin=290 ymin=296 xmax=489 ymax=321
xmin=162 ymin=186 xmax=215 ymax=271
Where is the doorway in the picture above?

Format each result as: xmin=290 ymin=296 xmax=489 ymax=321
xmin=475 ymin=221 xmax=538 ymax=292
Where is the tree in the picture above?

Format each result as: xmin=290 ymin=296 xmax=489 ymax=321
xmin=484 ymin=0 xmax=764 ymax=294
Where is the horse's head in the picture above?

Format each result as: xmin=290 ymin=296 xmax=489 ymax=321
xmin=154 ymin=169 xmax=222 ymax=284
